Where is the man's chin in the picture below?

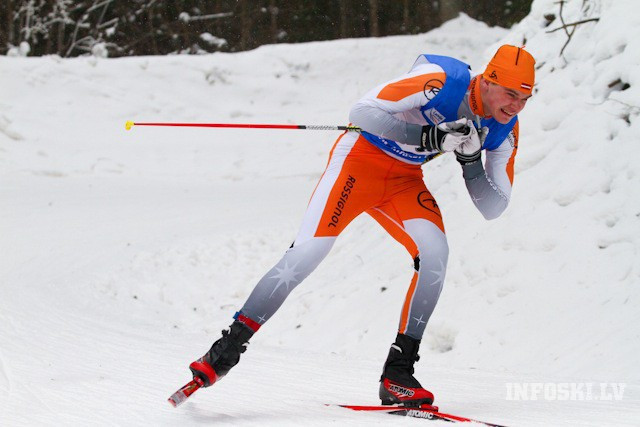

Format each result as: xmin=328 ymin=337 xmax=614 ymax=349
xmin=493 ymin=110 xmax=514 ymax=124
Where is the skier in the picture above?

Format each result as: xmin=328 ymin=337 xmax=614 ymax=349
xmin=189 ymin=45 xmax=535 ymax=406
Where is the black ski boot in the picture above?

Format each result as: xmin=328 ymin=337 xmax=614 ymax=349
xmin=189 ymin=320 xmax=254 ymax=387
xmin=379 ymin=333 xmax=434 ymax=406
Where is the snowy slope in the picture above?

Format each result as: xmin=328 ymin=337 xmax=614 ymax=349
xmin=1 ymin=1 xmax=639 ymax=425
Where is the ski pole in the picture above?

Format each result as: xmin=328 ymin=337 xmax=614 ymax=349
xmin=124 ymin=121 xmax=361 ymax=132
xmin=124 ymin=121 xmax=444 ymax=163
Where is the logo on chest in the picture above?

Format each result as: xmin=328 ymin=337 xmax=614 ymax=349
xmin=422 ymin=78 xmax=444 ymax=101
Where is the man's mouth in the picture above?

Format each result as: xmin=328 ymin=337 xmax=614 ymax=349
xmin=500 ymin=108 xmax=515 ymax=117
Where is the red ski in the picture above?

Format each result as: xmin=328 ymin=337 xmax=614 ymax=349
xmin=332 ymin=404 xmax=507 ymax=426
xmin=168 ymin=379 xmax=505 ymax=426
xmin=167 ymin=377 xmax=204 ymax=407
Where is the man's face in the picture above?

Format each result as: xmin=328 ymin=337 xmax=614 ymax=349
xmin=481 ymin=79 xmax=531 ymax=124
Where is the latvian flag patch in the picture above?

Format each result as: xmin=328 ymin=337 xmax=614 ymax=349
xmin=521 ymin=83 xmax=532 ymax=90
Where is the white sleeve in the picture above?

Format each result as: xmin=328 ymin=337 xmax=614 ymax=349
xmin=484 ymin=136 xmax=516 ymax=201
xmin=461 ymin=127 xmax=518 ymax=220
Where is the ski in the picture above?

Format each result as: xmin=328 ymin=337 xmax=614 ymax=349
xmin=168 ymin=378 xmax=505 ymax=427
xmin=167 ymin=377 xmax=204 ymax=407
xmin=331 ymin=404 xmax=507 ymax=426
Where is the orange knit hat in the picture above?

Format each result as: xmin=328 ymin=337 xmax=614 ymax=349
xmin=483 ymin=45 xmax=536 ymax=95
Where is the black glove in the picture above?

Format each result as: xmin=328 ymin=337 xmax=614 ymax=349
xmin=416 ymin=118 xmax=471 ymax=153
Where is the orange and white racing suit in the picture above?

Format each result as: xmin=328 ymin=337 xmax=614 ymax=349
xmin=238 ymin=55 xmax=519 ymax=339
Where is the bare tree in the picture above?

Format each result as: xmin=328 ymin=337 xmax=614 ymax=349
xmin=4 ymin=0 xmax=15 ymax=46
xmin=402 ymin=0 xmax=410 ymax=33
xmin=369 ymin=0 xmax=379 ymax=37
xmin=239 ymin=0 xmax=252 ymax=51
xmin=339 ymin=0 xmax=348 ymax=38
xmin=269 ymin=0 xmax=278 ymax=43
xmin=0 ymin=1 xmax=533 ymax=57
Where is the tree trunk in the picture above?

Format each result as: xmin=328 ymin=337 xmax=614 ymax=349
xmin=147 ymin=8 xmax=159 ymax=55
xmin=339 ymin=0 xmax=348 ymax=38
xmin=369 ymin=0 xmax=379 ymax=37
xmin=239 ymin=0 xmax=252 ymax=50
xmin=402 ymin=0 xmax=410 ymax=33
xmin=57 ymin=19 xmax=65 ymax=56
xmin=439 ymin=0 xmax=463 ymax=23
xmin=6 ymin=0 xmax=14 ymax=45
xmin=269 ymin=0 xmax=278 ymax=43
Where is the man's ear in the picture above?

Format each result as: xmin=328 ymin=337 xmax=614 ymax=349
xmin=478 ymin=76 xmax=493 ymax=97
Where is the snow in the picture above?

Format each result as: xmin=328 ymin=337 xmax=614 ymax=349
xmin=6 ymin=41 xmax=31 ymax=57
xmin=200 ymin=33 xmax=228 ymax=48
xmin=1 ymin=1 xmax=639 ymax=425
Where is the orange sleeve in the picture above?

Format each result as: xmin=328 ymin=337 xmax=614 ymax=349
xmin=376 ymin=73 xmax=446 ymax=102
xmin=505 ymin=121 xmax=519 ymax=185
